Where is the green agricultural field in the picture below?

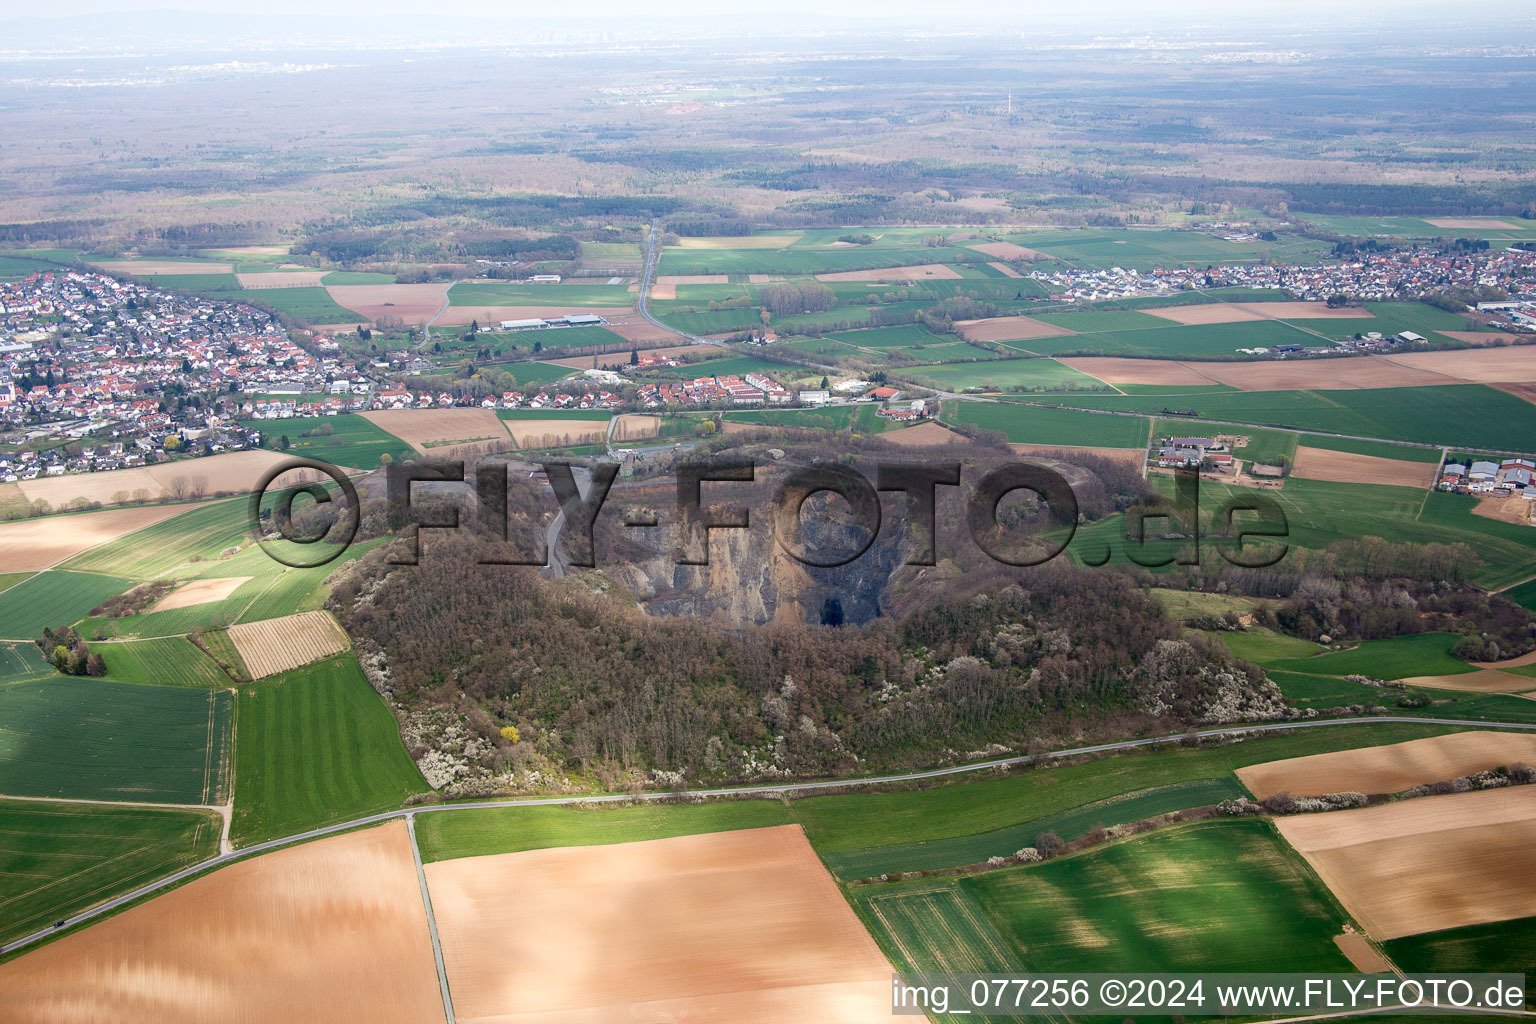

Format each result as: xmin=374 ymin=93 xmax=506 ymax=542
xmin=790 ymin=721 xmax=1475 ymax=854
xmin=944 ymin=400 xmax=1150 ymax=448
xmin=230 ymin=654 xmax=427 ymax=845
xmin=965 ymin=819 xmax=1353 ymax=972
xmin=447 ymin=282 xmax=633 ymax=306
xmin=1121 ymin=476 xmax=1536 ymax=591
xmin=905 ymin=358 xmax=1108 ymax=393
xmin=1299 ymin=434 xmax=1444 ymax=462
xmin=416 ymin=799 xmax=792 ymax=862
xmin=658 ymin=245 xmax=965 ymax=276
xmin=248 ymin=287 xmax=365 ymax=324
xmin=0 ymin=571 xmax=139 ymax=640
xmin=0 ymin=641 xmax=50 ymax=681
xmin=124 ymin=273 xmax=244 ymax=293
xmin=196 ymin=628 xmax=250 ymax=681
xmin=1051 ymin=383 xmax=1536 ymax=453
xmin=1030 ymin=309 xmax=1173 ymax=333
xmin=1263 ymin=632 xmax=1473 ymax=679
xmin=97 ymin=636 xmax=233 ymax=687
xmin=243 ymin=414 xmax=414 ymax=469
xmin=655 ymin=308 xmax=763 ymax=334
xmin=1150 ymin=588 xmax=1266 ymax=622
xmin=0 ymin=255 xmax=70 ymax=277
xmin=0 ymin=572 xmax=34 ymax=595
xmin=1267 ymin=670 xmax=1385 ymax=710
xmin=1386 ymin=916 xmax=1536 ymax=1002
xmin=1218 ymin=629 xmax=1323 ymax=663
xmin=824 ymin=324 xmax=953 ymax=349
xmin=824 ymin=778 xmax=1245 ymax=879
xmin=1506 ymin=578 xmax=1536 ymax=612
xmin=1015 ymin=229 xmax=1332 ymax=270
xmin=0 ymin=800 xmax=220 ymax=947
xmin=1298 ymin=214 xmax=1536 ymax=240
xmin=1014 ymin=319 xmax=1323 ymax=359
xmin=0 ymin=677 xmax=231 ymax=804
xmin=60 ymin=498 xmax=253 ymax=579
xmin=320 ymin=271 xmax=397 ymax=285
xmin=1281 ymin=301 xmax=1477 ymax=344
xmin=854 ymin=882 xmax=1023 ymax=1023
xmin=480 ymin=360 xmax=581 ymax=385
xmin=75 ymin=578 xmax=265 ymax=640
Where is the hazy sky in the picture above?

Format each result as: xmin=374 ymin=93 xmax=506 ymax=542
xmin=2 ymin=0 xmax=1520 ymax=19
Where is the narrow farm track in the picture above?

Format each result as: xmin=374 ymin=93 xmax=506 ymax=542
xmin=7 ymin=714 xmax=1536 ymax=958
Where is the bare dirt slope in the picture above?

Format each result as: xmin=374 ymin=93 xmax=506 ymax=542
xmin=424 ymin=825 xmax=894 ymax=1024
xmin=0 ymin=822 xmax=445 ymax=1024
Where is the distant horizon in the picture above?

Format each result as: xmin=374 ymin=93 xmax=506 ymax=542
xmin=4 ymin=0 xmax=1534 ymax=24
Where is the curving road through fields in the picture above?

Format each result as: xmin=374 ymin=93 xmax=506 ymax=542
xmin=6 ymin=714 xmax=1536 ymax=958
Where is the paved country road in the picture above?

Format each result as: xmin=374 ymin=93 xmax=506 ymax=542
xmin=5 ymin=714 xmax=1536 ymax=958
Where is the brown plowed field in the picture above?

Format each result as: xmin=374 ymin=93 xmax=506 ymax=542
xmin=655 ymin=274 xmax=729 ymax=285
xmin=649 ymin=284 xmax=678 ymax=299
xmin=1145 ymin=303 xmax=1268 ymax=325
xmin=0 ymin=822 xmax=445 ymax=1024
xmin=1386 ymin=347 xmax=1536 ymax=383
xmin=235 ymin=271 xmax=329 ymax=289
xmin=502 ymin=419 xmax=607 ymax=448
xmin=1060 ymin=357 xmax=1218 ymax=387
xmin=602 ymin=315 xmax=682 ymax=345
xmin=1472 ymin=494 xmax=1536 ymax=527
xmin=816 ymin=264 xmax=963 ymax=282
xmin=610 ymin=414 xmax=660 ymax=442
xmin=955 ymin=315 xmax=1076 ymax=343
xmin=1334 ymin=932 xmax=1394 ymax=973
xmin=1491 ymin=381 xmax=1536 ymax=406
xmin=1425 ymin=218 xmax=1520 ymax=229
xmin=988 ymin=261 xmax=1024 ymax=277
xmin=1275 ymin=787 xmax=1536 ymax=939
xmin=151 ymin=576 xmax=252 ymax=612
xmin=323 ymin=283 xmax=448 ymax=323
xmin=879 ymin=421 xmax=970 ymax=447
xmin=226 ymin=610 xmax=350 ymax=678
xmin=92 ymin=260 xmax=231 ymax=275
xmin=424 ymin=825 xmax=893 ymax=1024
xmin=674 ymin=235 xmax=801 ymax=249
xmin=359 ymin=409 xmax=510 ymax=454
xmin=1291 ymin=446 xmax=1438 ymax=488
xmin=1182 ymin=357 xmax=1460 ymax=391
xmin=1474 ymin=648 xmax=1536 ymax=669
xmin=1398 ymin=668 xmax=1535 ymax=694
xmin=17 ymin=450 xmax=308 ymax=507
xmin=1236 ymin=731 xmax=1536 ymax=799
xmin=0 ymin=502 xmax=215 ymax=572
xmin=968 ymin=241 xmax=1046 ymax=261
xmin=436 ymin=305 xmax=633 ymax=328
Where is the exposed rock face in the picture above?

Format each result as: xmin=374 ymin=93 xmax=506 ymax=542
xmin=602 ymin=471 xmax=914 ymax=628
